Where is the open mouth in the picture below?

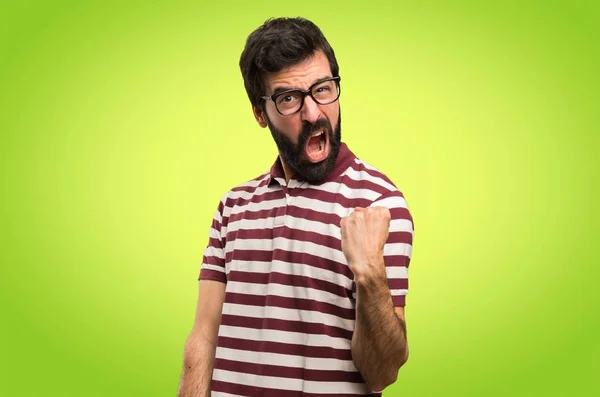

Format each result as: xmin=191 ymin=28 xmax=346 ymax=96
xmin=304 ymin=129 xmax=330 ymax=163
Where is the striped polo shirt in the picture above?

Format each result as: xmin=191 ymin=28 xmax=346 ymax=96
xmin=199 ymin=143 xmax=414 ymax=396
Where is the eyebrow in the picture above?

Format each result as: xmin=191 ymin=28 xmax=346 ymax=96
xmin=271 ymin=76 xmax=333 ymax=96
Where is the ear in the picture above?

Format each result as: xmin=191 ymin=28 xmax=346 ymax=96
xmin=252 ymin=105 xmax=268 ymax=128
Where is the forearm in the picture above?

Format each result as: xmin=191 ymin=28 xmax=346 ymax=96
xmin=178 ymin=328 xmax=217 ymax=397
xmin=351 ymin=259 xmax=408 ymax=391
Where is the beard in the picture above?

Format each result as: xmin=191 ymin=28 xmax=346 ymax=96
xmin=266 ymin=112 xmax=342 ymax=184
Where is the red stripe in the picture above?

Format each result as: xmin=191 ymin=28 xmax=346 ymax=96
xmin=226 ymin=207 xmax=281 ymax=224
xmin=227 ymin=227 xmax=342 ymax=251
xmin=229 ymin=174 xmax=270 ymax=193
xmin=226 ymin=189 xmax=284 ymax=209
xmin=227 ymin=228 xmax=273 ymax=241
xmin=385 ymin=254 xmax=411 ymax=268
xmin=224 ymin=292 xmax=356 ymax=320
xmin=220 ymin=314 xmax=353 ymax=340
xmin=374 ymin=188 xmax=405 ymax=201
xmin=222 ymin=198 xmax=412 ymax=236
xmin=225 ymin=183 xmax=407 ymax=222
xmin=225 ymin=249 xmax=353 ymax=281
xmin=207 ymin=237 xmax=222 ymax=248
xmin=199 ymin=268 xmax=226 ymax=283
xmin=389 ymin=206 xmax=412 ymax=220
xmin=388 ymin=278 xmax=409 ymax=290
xmin=203 ymin=254 xmax=224 ymax=267
xmin=214 ymin=357 xmax=364 ymax=383
xmin=212 ymin=380 xmax=380 ymax=397
xmin=227 ymin=271 xmax=352 ymax=299
xmin=286 ymin=205 xmax=343 ymax=225
xmin=211 ymin=217 xmax=222 ymax=232
xmin=330 ymin=176 xmax=392 ymax=196
xmin=291 ymin=188 xmax=373 ymax=209
xmin=216 ymin=335 xmax=352 ymax=360
xmin=227 ymin=226 xmax=412 ymax=249
xmin=387 ymin=231 xmax=413 ymax=245
xmin=392 ymin=295 xmax=406 ymax=307
xmin=225 ymin=202 xmax=340 ymax=228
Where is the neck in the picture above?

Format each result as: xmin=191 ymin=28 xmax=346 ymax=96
xmin=279 ymin=156 xmax=295 ymax=184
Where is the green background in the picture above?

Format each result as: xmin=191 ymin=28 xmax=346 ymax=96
xmin=1 ymin=1 xmax=598 ymax=396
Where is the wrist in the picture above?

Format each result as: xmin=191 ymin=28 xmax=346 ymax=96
xmin=352 ymin=259 xmax=387 ymax=288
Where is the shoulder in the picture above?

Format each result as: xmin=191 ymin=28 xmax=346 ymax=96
xmin=342 ymin=155 xmax=412 ymax=224
xmin=343 ymin=156 xmax=402 ymax=198
xmin=216 ymin=170 xmax=273 ymax=216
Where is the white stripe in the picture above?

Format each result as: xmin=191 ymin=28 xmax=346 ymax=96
xmin=306 ymin=181 xmax=382 ymax=201
xmin=289 ymin=196 xmax=353 ymax=218
xmin=227 ymin=184 xmax=279 ymax=200
xmin=223 ymin=238 xmax=272 ymax=254
xmin=226 ymin=280 xmax=354 ymax=309
xmin=225 ymin=206 xmax=412 ymax=236
xmin=212 ymin=368 xmax=370 ymax=394
xmin=227 ymin=214 xmax=340 ymax=237
xmin=212 ymin=207 xmax=223 ymax=225
xmin=372 ymin=194 xmax=408 ymax=210
xmin=346 ymin=159 xmax=397 ymax=191
xmin=209 ymin=227 xmax=221 ymax=240
xmin=214 ymin=346 xmax=356 ymax=372
xmin=223 ymin=302 xmax=355 ymax=332
xmin=226 ymin=214 xmax=412 ymax=248
xmin=390 ymin=218 xmax=414 ymax=234
xmin=203 ymin=245 xmax=224 ymax=260
xmin=201 ymin=264 xmax=225 ymax=274
xmin=233 ymin=174 xmax=270 ymax=190
xmin=228 ymin=175 xmax=385 ymax=203
xmin=218 ymin=324 xmax=352 ymax=350
xmin=384 ymin=242 xmax=413 ymax=258
xmin=227 ymin=258 xmax=353 ymax=290
xmin=212 ymin=392 xmax=246 ymax=397
xmin=227 ymin=194 xmax=352 ymax=219
xmin=390 ymin=288 xmax=409 ymax=296
xmin=228 ymin=196 xmax=285 ymax=216
xmin=386 ymin=266 xmax=409 ymax=279
xmin=225 ymin=216 xmax=274 ymax=235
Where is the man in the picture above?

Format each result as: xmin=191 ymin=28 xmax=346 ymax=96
xmin=179 ymin=17 xmax=414 ymax=397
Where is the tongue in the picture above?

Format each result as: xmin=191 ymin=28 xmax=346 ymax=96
xmin=307 ymin=135 xmax=321 ymax=152
xmin=305 ymin=133 xmax=328 ymax=163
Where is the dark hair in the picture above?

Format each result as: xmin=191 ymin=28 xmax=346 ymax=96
xmin=239 ymin=17 xmax=339 ymax=109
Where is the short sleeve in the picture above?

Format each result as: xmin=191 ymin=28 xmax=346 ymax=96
xmin=370 ymin=190 xmax=414 ymax=307
xmin=198 ymin=197 xmax=227 ymax=283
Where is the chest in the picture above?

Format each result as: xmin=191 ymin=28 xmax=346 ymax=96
xmin=222 ymin=188 xmax=356 ymax=299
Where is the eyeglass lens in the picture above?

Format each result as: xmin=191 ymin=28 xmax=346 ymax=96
xmin=275 ymin=79 xmax=339 ymax=115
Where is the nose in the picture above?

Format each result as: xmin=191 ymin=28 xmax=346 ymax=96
xmin=300 ymin=95 xmax=322 ymax=124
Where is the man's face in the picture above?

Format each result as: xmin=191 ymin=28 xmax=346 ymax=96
xmin=254 ymin=50 xmax=341 ymax=184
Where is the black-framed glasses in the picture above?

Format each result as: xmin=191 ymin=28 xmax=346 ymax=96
xmin=261 ymin=76 xmax=341 ymax=116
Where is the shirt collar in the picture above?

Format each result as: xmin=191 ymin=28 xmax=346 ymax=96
xmin=266 ymin=142 xmax=355 ymax=186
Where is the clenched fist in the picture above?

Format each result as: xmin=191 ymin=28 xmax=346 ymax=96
xmin=340 ymin=206 xmax=391 ymax=280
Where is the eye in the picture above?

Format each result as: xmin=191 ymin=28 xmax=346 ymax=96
xmin=316 ymin=85 xmax=331 ymax=92
xmin=276 ymin=92 xmax=300 ymax=106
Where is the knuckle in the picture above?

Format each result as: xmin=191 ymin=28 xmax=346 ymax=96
xmin=377 ymin=206 xmax=390 ymax=218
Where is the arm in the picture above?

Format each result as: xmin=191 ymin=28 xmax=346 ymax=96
xmin=178 ymin=279 xmax=226 ymax=397
xmin=351 ymin=259 xmax=408 ymax=391
xmin=341 ymin=206 xmax=410 ymax=391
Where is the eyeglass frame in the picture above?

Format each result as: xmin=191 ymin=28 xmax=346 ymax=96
xmin=261 ymin=76 xmax=341 ymax=116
